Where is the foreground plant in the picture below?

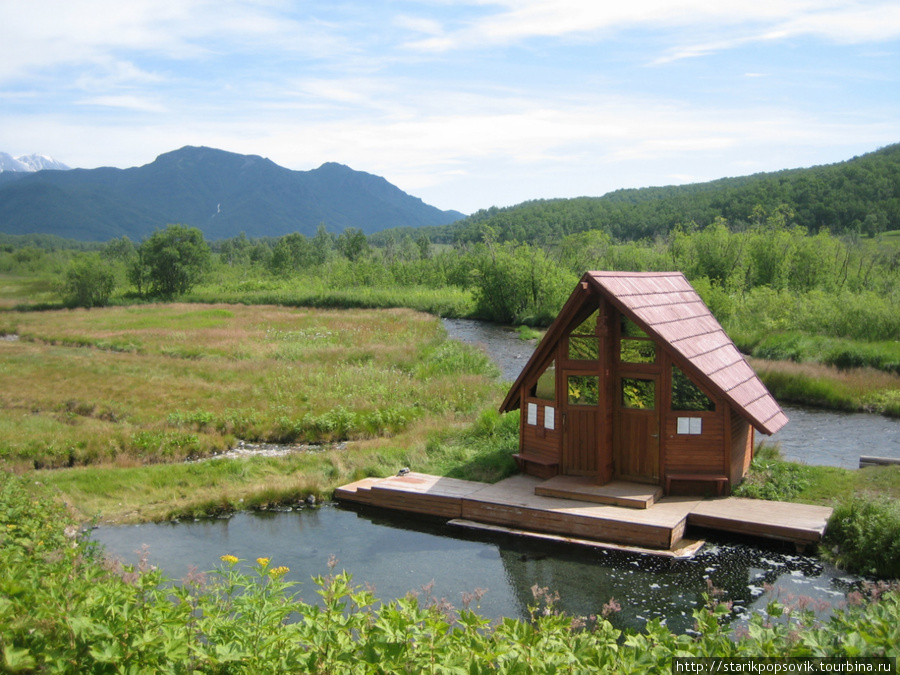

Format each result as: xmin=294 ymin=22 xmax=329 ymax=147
xmin=2 ymin=471 xmax=899 ymax=674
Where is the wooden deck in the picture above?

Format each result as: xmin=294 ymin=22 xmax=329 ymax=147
xmin=687 ymin=497 xmax=832 ymax=546
xmin=334 ymin=472 xmax=833 ymax=556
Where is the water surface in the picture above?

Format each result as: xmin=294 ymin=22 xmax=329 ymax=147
xmin=93 ymin=504 xmax=858 ymax=634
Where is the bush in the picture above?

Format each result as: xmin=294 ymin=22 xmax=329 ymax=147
xmin=59 ymin=253 xmax=115 ymax=307
xmin=825 ymin=496 xmax=900 ymax=578
xmin=132 ymin=224 xmax=211 ymax=298
xmin=733 ymin=445 xmax=811 ymax=501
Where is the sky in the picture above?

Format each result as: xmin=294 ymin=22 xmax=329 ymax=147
xmin=2 ymin=1 xmax=899 ymax=215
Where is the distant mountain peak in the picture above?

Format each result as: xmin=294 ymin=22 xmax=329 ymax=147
xmin=0 ymin=152 xmax=70 ymax=172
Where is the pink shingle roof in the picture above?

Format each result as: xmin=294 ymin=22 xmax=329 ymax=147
xmin=586 ymin=271 xmax=787 ymax=435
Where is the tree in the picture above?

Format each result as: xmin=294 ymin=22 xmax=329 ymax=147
xmin=336 ymin=228 xmax=369 ymax=262
xmin=269 ymin=233 xmax=317 ymax=275
xmin=132 ymin=225 xmax=211 ymax=298
xmin=60 ymin=254 xmax=115 ymax=307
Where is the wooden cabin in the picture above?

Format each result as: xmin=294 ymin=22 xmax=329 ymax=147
xmin=499 ymin=271 xmax=788 ymax=496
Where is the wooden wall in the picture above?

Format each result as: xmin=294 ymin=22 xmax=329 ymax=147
xmin=729 ymin=410 xmax=754 ymax=486
xmin=661 ymin=410 xmax=726 ymax=475
xmin=521 ymin=396 xmax=560 ymax=461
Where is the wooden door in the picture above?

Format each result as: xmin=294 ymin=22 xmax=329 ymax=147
xmin=614 ymin=375 xmax=660 ymax=483
xmin=561 ymin=371 xmax=599 ymax=476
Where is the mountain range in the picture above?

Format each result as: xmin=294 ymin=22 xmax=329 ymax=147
xmin=0 ymin=146 xmax=465 ymax=242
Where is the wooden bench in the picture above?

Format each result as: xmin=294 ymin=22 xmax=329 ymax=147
xmin=513 ymin=453 xmax=560 ymax=478
xmin=665 ymin=473 xmax=729 ymax=496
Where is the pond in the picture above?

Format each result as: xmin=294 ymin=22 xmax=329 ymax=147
xmin=92 ymin=503 xmax=858 ymax=634
xmin=92 ymin=318 xmax=892 ymax=632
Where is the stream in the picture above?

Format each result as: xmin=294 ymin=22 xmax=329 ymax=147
xmin=92 ymin=318 xmax=900 ymax=632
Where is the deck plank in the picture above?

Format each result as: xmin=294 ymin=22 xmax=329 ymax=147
xmin=688 ymin=498 xmax=832 ymax=543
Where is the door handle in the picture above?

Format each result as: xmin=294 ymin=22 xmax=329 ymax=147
xmin=650 ymin=434 xmax=659 ymax=438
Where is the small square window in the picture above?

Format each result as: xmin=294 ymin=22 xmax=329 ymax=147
xmin=567 ymin=375 xmax=599 ymax=405
xmin=622 ymin=377 xmax=655 ymax=409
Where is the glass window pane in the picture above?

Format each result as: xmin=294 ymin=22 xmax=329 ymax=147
xmin=567 ymin=375 xmax=599 ymax=405
xmin=620 ymin=315 xmax=649 ymax=339
xmin=531 ymin=360 xmax=556 ymax=401
xmin=571 ymin=310 xmax=599 ymax=336
xmin=671 ymin=365 xmax=715 ymax=411
xmin=620 ymin=339 xmax=656 ymax=363
xmin=569 ymin=336 xmax=599 ymax=361
xmin=622 ymin=377 xmax=655 ymax=409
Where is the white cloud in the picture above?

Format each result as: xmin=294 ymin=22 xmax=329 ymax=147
xmin=75 ymin=95 xmax=168 ymax=113
xmin=403 ymin=0 xmax=900 ymax=56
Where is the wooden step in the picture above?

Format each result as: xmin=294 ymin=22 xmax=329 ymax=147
xmin=333 ymin=477 xmax=382 ymax=505
xmin=535 ymin=475 xmax=662 ymax=509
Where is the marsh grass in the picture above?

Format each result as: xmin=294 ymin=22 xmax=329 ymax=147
xmin=40 ymin=408 xmax=520 ymax=523
xmin=188 ymin=275 xmax=474 ymax=318
xmin=750 ymin=358 xmax=900 ymax=416
xmin=0 ymin=304 xmax=502 ymax=472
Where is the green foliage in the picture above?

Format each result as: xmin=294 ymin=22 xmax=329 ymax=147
xmin=825 ymin=496 xmax=900 ymax=578
xmin=446 ymin=143 xmax=900 ymax=244
xmin=3 ymin=470 xmax=900 ymax=673
xmin=131 ymin=224 xmax=212 ymax=298
xmin=59 ymin=253 xmax=116 ymax=307
xmin=425 ymin=409 xmax=520 ymax=482
xmin=469 ymin=238 xmax=570 ymax=324
xmin=754 ymin=367 xmax=858 ymax=412
xmin=733 ymin=445 xmax=812 ymax=501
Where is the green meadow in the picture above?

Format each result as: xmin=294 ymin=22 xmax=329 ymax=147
xmin=1 ymin=303 xmax=517 ymax=522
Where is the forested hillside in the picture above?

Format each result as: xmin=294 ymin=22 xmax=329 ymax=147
xmin=0 ymin=146 xmax=464 ymax=241
xmin=398 ymin=143 xmax=900 ymax=245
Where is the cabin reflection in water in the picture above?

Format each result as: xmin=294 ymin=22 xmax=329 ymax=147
xmin=500 ymin=271 xmax=788 ymax=497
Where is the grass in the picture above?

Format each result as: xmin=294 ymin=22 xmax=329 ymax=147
xmin=0 ymin=303 xmax=502 ymax=473
xmin=750 ymin=358 xmax=900 ymax=417
xmin=187 ymin=274 xmax=475 ymax=318
xmin=739 ymin=443 xmax=900 ymax=507
xmin=0 ymin=302 xmax=514 ymax=522
xmin=37 ymin=409 xmax=520 ymax=524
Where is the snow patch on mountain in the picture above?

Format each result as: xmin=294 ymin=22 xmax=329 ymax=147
xmin=0 ymin=152 xmax=71 ymax=172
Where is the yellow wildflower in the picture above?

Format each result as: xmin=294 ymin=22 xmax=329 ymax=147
xmin=220 ymin=554 xmax=239 ymax=565
xmin=269 ymin=566 xmax=290 ymax=578
xmin=256 ymin=557 xmax=270 ymax=568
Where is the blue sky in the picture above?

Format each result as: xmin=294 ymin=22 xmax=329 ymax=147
xmin=2 ymin=1 xmax=899 ymax=214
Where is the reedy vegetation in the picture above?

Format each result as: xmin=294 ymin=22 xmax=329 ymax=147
xmin=2 ymin=471 xmax=898 ymax=673
xmin=0 ymin=304 xmax=502 ymax=472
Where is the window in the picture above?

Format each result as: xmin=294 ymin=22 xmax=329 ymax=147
xmin=567 ymin=375 xmax=599 ymax=405
xmin=530 ymin=359 xmax=556 ymax=401
xmin=621 ymin=377 xmax=655 ymax=409
xmin=671 ymin=365 xmax=715 ymax=412
xmin=619 ymin=316 xmax=656 ymax=364
xmin=568 ymin=310 xmax=599 ymax=361
xmin=571 ymin=310 xmax=599 ymax=335
xmin=569 ymin=337 xmax=599 ymax=360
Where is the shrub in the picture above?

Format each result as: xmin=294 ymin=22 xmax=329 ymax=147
xmin=825 ymin=496 xmax=900 ymax=578
xmin=733 ymin=445 xmax=811 ymax=501
xmin=59 ymin=253 xmax=116 ymax=307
